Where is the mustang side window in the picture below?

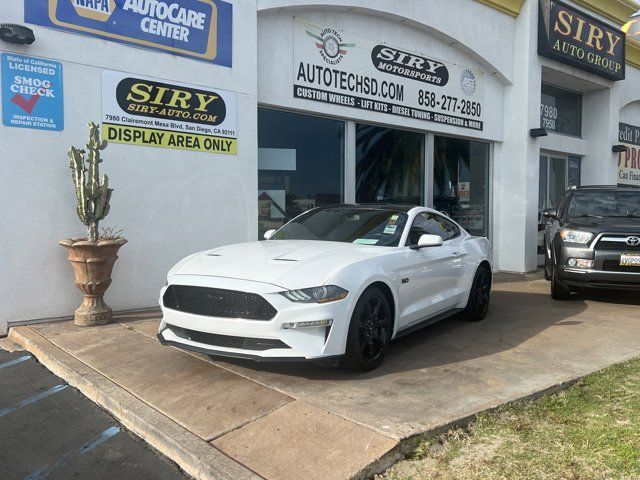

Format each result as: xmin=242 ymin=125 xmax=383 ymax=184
xmin=407 ymin=213 xmax=459 ymax=245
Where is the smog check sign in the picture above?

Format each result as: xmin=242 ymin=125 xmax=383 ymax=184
xmin=25 ymin=0 xmax=232 ymax=67
xmin=1 ymin=53 xmax=63 ymax=131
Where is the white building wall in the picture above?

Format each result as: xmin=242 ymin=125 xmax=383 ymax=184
xmin=2 ymin=0 xmax=640 ymax=335
xmin=257 ymin=0 xmax=512 ymax=141
xmin=0 ymin=0 xmax=258 ymax=335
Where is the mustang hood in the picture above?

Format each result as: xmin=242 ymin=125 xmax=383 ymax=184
xmin=168 ymin=240 xmax=386 ymax=289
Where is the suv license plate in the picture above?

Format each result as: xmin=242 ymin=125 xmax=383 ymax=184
xmin=620 ymin=254 xmax=640 ymax=266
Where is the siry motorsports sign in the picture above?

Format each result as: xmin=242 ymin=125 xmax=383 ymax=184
xmin=538 ymin=0 xmax=625 ymax=81
xmin=293 ymin=17 xmax=485 ymax=131
xmin=618 ymin=122 xmax=640 ymax=187
xmin=25 ymin=0 xmax=233 ymax=67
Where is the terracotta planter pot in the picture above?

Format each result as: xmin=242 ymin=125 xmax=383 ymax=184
xmin=59 ymin=237 xmax=127 ymax=327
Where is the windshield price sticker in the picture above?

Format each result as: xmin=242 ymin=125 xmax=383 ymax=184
xmin=293 ymin=18 xmax=484 ymax=131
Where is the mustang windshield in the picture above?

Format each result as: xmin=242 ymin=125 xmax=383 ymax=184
xmin=271 ymin=207 xmax=408 ymax=246
xmin=567 ymin=191 xmax=640 ymax=218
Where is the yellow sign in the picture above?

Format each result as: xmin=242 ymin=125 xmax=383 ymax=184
xmin=103 ymin=123 xmax=237 ymax=155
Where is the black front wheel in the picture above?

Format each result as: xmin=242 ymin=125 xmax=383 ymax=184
xmin=550 ymin=265 xmax=572 ymax=300
xmin=462 ymin=265 xmax=492 ymax=322
xmin=341 ymin=287 xmax=392 ymax=371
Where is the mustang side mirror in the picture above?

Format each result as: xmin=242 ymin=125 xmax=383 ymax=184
xmin=263 ymin=229 xmax=276 ymax=240
xmin=410 ymin=234 xmax=444 ymax=250
xmin=542 ymin=208 xmax=557 ymax=219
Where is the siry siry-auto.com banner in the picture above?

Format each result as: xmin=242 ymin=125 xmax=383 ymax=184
xmin=25 ymin=0 xmax=232 ymax=67
xmin=618 ymin=122 xmax=640 ymax=187
xmin=102 ymin=70 xmax=237 ymax=154
xmin=293 ymin=17 xmax=485 ymax=131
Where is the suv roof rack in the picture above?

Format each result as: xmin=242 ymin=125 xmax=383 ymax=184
xmin=572 ymin=185 xmax=640 ymax=190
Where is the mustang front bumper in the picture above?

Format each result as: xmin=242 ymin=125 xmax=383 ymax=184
xmin=157 ymin=275 xmax=353 ymax=360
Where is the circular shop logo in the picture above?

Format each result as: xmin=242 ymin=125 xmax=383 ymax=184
xmin=626 ymin=236 xmax=640 ymax=246
xmin=460 ymin=69 xmax=477 ymax=96
xmin=308 ymin=27 xmax=354 ymax=65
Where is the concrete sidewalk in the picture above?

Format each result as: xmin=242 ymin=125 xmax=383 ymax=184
xmin=9 ymin=273 xmax=640 ymax=480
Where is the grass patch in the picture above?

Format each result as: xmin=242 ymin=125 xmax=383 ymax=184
xmin=379 ymin=357 xmax=640 ymax=480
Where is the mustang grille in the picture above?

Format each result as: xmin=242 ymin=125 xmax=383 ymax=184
xmin=163 ymin=285 xmax=277 ymax=320
xmin=169 ymin=325 xmax=289 ymax=351
xmin=602 ymin=260 xmax=640 ymax=274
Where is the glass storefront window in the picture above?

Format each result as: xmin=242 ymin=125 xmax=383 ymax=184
xmin=433 ymin=136 xmax=490 ymax=236
xmin=540 ymin=83 xmax=582 ymax=137
xmin=355 ymin=125 xmax=424 ymax=205
xmin=258 ymin=108 xmax=344 ymax=237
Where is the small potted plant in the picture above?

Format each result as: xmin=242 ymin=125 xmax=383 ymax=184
xmin=59 ymin=122 xmax=126 ymax=326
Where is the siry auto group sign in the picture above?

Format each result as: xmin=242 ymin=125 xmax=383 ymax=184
xmin=25 ymin=0 xmax=233 ymax=67
xmin=538 ymin=0 xmax=625 ymax=81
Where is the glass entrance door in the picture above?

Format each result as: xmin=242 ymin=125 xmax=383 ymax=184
xmin=537 ymin=153 xmax=581 ymax=264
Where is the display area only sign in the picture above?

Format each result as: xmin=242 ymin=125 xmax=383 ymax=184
xmin=538 ymin=0 xmax=625 ymax=81
xmin=618 ymin=122 xmax=640 ymax=187
xmin=102 ymin=70 xmax=237 ymax=154
xmin=293 ymin=17 xmax=485 ymax=131
xmin=25 ymin=0 xmax=233 ymax=67
xmin=1 ymin=53 xmax=64 ymax=131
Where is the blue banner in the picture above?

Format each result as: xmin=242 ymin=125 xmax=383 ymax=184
xmin=2 ymin=53 xmax=64 ymax=131
xmin=25 ymin=0 xmax=232 ymax=67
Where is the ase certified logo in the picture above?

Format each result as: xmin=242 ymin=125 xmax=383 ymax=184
xmin=625 ymin=236 xmax=640 ymax=246
xmin=460 ymin=68 xmax=477 ymax=96
xmin=306 ymin=27 xmax=355 ymax=65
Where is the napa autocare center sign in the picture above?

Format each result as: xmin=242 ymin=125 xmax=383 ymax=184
xmin=293 ymin=18 xmax=484 ymax=131
xmin=25 ymin=0 xmax=232 ymax=67
xmin=102 ymin=70 xmax=237 ymax=154
xmin=538 ymin=0 xmax=625 ymax=81
xmin=618 ymin=123 xmax=640 ymax=186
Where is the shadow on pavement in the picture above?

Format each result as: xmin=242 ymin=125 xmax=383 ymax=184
xmin=214 ymin=288 xmax=595 ymax=380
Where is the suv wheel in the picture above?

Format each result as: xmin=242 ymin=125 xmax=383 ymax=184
xmin=550 ymin=265 xmax=571 ymax=300
xmin=544 ymin=246 xmax=552 ymax=281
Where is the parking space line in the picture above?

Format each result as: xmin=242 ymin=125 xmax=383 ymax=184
xmin=0 ymin=355 xmax=31 ymax=370
xmin=0 ymin=384 xmax=67 ymax=419
xmin=24 ymin=426 xmax=120 ymax=480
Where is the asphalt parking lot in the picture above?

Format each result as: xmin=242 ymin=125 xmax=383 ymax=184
xmin=7 ymin=272 xmax=640 ymax=480
xmin=0 ymin=348 xmax=187 ymax=480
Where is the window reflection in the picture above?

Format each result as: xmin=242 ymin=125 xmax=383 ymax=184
xmin=433 ymin=136 xmax=489 ymax=236
xmin=355 ymin=125 xmax=424 ymax=205
xmin=258 ymin=109 xmax=344 ymax=238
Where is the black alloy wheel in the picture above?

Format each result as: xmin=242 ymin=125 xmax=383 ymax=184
xmin=342 ymin=287 xmax=392 ymax=371
xmin=463 ymin=265 xmax=491 ymax=321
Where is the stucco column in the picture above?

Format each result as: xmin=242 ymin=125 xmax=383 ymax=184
xmin=493 ymin=0 xmax=541 ymax=273
xmin=582 ymin=88 xmax=620 ymax=185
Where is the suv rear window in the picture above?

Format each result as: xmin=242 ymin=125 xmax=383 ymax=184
xmin=566 ymin=190 xmax=640 ymax=217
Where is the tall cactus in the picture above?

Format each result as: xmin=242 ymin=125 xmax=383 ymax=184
xmin=68 ymin=122 xmax=113 ymax=242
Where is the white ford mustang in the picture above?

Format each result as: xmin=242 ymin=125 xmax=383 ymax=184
xmin=158 ymin=204 xmax=492 ymax=370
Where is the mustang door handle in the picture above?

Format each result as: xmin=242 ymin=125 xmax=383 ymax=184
xmin=451 ymin=251 xmax=462 ymax=257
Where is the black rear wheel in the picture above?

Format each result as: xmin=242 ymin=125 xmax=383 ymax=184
xmin=462 ymin=265 xmax=491 ymax=321
xmin=341 ymin=287 xmax=392 ymax=371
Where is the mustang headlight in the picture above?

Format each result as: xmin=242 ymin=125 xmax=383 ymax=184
xmin=560 ymin=229 xmax=594 ymax=244
xmin=280 ymin=285 xmax=348 ymax=303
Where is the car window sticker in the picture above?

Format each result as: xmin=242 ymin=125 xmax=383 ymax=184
xmin=353 ymin=238 xmax=379 ymax=245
